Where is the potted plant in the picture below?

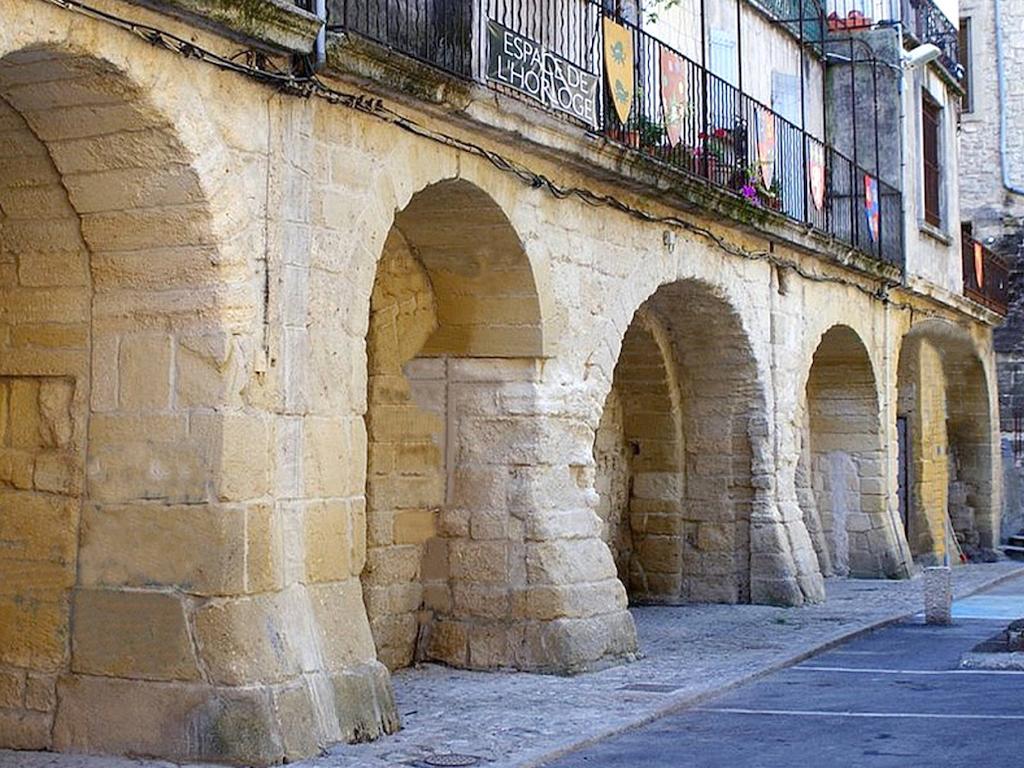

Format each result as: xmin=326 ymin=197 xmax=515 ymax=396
xmin=738 ymin=162 xmax=783 ymax=210
xmin=637 ymin=113 xmax=667 ymax=152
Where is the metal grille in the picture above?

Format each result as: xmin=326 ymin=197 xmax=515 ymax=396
xmin=329 ymin=0 xmax=905 ymax=267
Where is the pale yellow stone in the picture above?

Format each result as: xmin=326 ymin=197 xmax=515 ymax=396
xmin=71 ymin=589 xmax=200 ymax=681
xmin=118 ymin=333 xmax=172 ymax=410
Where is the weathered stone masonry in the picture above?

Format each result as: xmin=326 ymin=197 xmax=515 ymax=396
xmin=0 ymin=0 xmax=1003 ymax=764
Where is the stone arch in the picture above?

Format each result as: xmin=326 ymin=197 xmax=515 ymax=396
xmin=362 ymin=178 xmax=552 ymax=671
xmin=0 ymin=43 xmax=382 ymax=765
xmin=593 ymin=309 xmax=684 ymax=600
xmin=801 ymin=325 xmax=901 ymax=578
xmin=896 ymin=319 xmax=998 ymax=562
xmin=594 ymin=279 xmax=763 ymax=604
xmin=360 ymin=152 xmax=560 ymax=361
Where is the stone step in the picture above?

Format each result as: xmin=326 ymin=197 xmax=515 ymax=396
xmin=1002 ymin=545 xmax=1024 ymax=561
xmin=1008 ymin=535 xmax=1024 ymax=548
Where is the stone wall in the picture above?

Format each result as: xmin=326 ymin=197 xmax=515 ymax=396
xmin=959 ymin=0 xmax=1024 ymax=542
xmin=0 ymin=0 xmax=1005 ymax=763
xmin=804 ymin=326 xmax=898 ymax=578
xmin=364 ymin=228 xmax=445 ymax=670
xmin=897 ymin=335 xmax=949 ymax=564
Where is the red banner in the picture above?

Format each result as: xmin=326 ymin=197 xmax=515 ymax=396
xmin=660 ymin=49 xmax=687 ymax=147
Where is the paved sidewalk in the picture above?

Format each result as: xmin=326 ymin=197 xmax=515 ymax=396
xmin=2 ymin=562 xmax=1022 ymax=768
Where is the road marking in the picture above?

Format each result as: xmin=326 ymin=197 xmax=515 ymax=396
xmin=950 ymin=595 xmax=1024 ymax=620
xmin=793 ymin=665 xmax=1024 ymax=676
xmin=696 ymin=708 xmax=1024 ymax=721
xmin=830 ymin=650 xmax=887 ymax=655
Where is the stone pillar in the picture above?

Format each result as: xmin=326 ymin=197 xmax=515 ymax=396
xmin=426 ymin=360 xmax=637 ymax=672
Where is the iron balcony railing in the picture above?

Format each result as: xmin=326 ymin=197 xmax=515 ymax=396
xmin=825 ymin=0 xmax=960 ymax=81
xmin=328 ymin=0 xmax=903 ymax=268
xmin=905 ymin=0 xmax=960 ymax=79
xmin=962 ymin=235 xmax=1009 ymax=315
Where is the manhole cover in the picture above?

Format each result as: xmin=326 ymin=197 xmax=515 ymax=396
xmin=423 ymin=755 xmax=480 ymax=767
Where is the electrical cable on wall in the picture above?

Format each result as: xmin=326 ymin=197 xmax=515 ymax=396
xmin=32 ymin=0 xmax=972 ymax=323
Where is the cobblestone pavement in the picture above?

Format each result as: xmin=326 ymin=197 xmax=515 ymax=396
xmin=3 ymin=562 xmax=1022 ymax=768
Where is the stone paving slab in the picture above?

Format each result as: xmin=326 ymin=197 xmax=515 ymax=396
xmin=3 ymin=562 xmax=1022 ymax=768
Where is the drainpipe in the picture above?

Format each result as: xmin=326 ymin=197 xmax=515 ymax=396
xmin=896 ymin=22 xmax=908 ymax=281
xmin=994 ymin=0 xmax=1024 ymax=195
xmin=314 ymin=0 xmax=327 ymax=70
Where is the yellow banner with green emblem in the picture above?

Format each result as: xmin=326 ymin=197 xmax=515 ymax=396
xmin=603 ymin=17 xmax=634 ymax=124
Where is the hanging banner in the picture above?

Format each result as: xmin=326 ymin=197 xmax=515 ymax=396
xmin=603 ymin=17 xmax=634 ymax=124
xmin=808 ymin=143 xmax=826 ymax=212
xmin=755 ymin=106 xmax=777 ymax=189
xmin=974 ymin=241 xmax=985 ymax=288
xmin=864 ymin=174 xmax=880 ymax=243
xmin=659 ymin=49 xmax=687 ymax=147
xmin=487 ymin=21 xmax=599 ymax=127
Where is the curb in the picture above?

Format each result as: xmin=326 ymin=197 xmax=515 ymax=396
xmin=523 ymin=564 xmax=1024 ymax=768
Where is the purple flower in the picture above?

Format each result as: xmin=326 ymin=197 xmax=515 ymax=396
xmin=741 ymin=184 xmax=757 ymax=199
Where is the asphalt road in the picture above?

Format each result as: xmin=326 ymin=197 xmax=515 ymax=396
xmin=545 ymin=575 xmax=1024 ymax=768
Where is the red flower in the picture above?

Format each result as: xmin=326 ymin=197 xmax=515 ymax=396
xmin=714 ymin=127 xmax=728 ymax=139
xmin=698 ymin=131 xmax=707 ymax=140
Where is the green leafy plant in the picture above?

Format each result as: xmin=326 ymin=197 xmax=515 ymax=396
xmin=636 ymin=113 xmax=666 ymax=147
xmin=739 ymin=161 xmax=782 ymax=209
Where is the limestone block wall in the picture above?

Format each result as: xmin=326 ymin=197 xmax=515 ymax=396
xmin=594 ymin=313 xmax=684 ymax=601
xmin=593 ymin=386 xmax=632 ymax=585
xmin=0 ymin=95 xmax=89 ymax=744
xmin=0 ymin=0 xmax=1006 ymax=763
xmin=897 ymin=336 xmax=950 ymax=563
xmin=959 ymin=0 xmax=1024 ymax=543
xmin=959 ymin=0 xmax=1024 ymax=232
xmin=805 ymin=327 xmax=892 ymax=577
xmin=364 ymin=228 xmax=445 ymax=670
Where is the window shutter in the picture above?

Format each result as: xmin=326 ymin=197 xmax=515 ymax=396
xmin=709 ymin=29 xmax=738 ymax=87
xmin=772 ymin=72 xmax=801 ymax=127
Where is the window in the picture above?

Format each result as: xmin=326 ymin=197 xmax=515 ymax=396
xmin=771 ymin=72 xmax=801 ymax=126
xmin=921 ymin=91 xmax=942 ymax=227
xmin=772 ymin=72 xmax=804 ymax=218
xmin=958 ymin=18 xmax=972 ymax=112
xmin=709 ymin=29 xmax=738 ymax=87
xmin=708 ymin=29 xmax=738 ymax=128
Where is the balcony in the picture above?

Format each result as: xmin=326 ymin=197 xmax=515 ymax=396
xmin=825 ymin=0 xmax=961 ymax=84
xmin=962 ymin=235 xmax=1009 ymax=315
xmin=905 ymin=0 xmax=961 ymax=81
xmin=327 ymin=0 xmax=903 ymax=268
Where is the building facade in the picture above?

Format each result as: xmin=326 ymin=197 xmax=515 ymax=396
xmin=959 ymin=0 xmax=1024 ymax=543
xmin=0 ymin=0 xmax=1004 ymax=763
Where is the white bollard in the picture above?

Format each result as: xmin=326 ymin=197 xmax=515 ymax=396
xmin=924 ymin=566 xmax=953 ymax=625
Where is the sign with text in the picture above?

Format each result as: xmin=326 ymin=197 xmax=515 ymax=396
xmin=487 ymin=21 xmax=599 ymax=127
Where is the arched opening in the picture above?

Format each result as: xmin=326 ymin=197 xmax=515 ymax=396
xmin=594 ymin=311 xmax=684 ymax=599
xmin=594 ymin=281 xmax=761 ymax=604
xmin=800 ymin=325 xmax=900 ymax=578
xmin=0 ymin=46 xmax=243 ymax=753
xmin=362 ymin=178 xmax=546 ymax=671
xmin=896 ymin=321 xmax=997 ymax=563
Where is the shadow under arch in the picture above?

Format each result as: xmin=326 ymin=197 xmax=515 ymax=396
xmin=798 ymin=324 xmax=905 ymax=578
xmin=896 ymin=318 xmax=998 ymax=562
xmin=594 ymin=278 xmax=767 ymax=605
xmin=363 ymin=177 xmax=555 ymax=671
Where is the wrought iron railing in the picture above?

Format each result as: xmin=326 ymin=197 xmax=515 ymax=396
xmin=328 ymin=0 xmax=903 ymax=268
xmin=755 ymin=0 xmax=828 ymax=50
xmin=906 ymin=0 xmax=960 ymax=79
xmin=962 ymin=235 xmax=1009 ymax=314
xmin=824 ymin=0 xmax=961 ymax=81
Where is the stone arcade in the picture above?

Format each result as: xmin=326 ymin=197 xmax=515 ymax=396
xmin=0 ymin=0 xmax=1003 ymax=764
